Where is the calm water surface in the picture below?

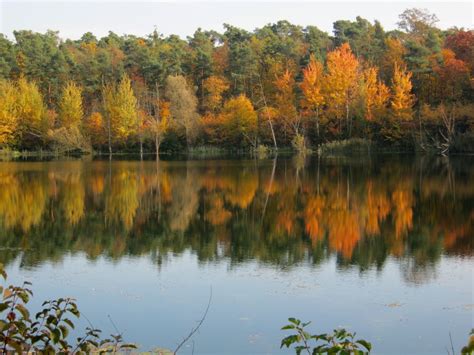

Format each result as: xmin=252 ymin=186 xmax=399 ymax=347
xmin=0 ymin=155 xmax=472 ymax=354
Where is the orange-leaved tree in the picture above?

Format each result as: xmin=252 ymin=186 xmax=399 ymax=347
xmin=384 ymin=62 xmax=415 ymax=141
xmin=325 ymin=43 xmax=359 ymax=136
xmin=391 ymin=62 xmax=415 ymax=122
xmin=85 ymin=112 xmax=107 ymax=148
xmin=300 ymin=54 xmax=325 ymax=138
xmin=362 ymin=67 xmax=390 ymax=123
xmin=274 ymin=67 xmax=299 ymax=143
xmin=202 ymin=75 xmax=229 ymax=114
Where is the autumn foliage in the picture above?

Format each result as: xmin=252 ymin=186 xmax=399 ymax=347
xmin=0 ymin=10 xmax=472 ymax=153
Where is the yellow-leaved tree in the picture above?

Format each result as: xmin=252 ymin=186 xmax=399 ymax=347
xmin=102 ymin=74 xmax=138 ymax=153
xmin=221 ymin=94 xmax=258 ymax=148
xmin=148 ymin=98 xmax=171 ymax=156
xmin=58 ymin=81 xmax=83 ymax=128
xmin=48 ymin=81 xmax=90 ymax=153
xmin=16 ymin=77 xmax=48 ymax=147
xmin=0 ymin=80 xmax=17 ymax=146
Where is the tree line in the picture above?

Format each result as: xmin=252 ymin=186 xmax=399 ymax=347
xmin=0 ymin=8 xmax=472 ymax=155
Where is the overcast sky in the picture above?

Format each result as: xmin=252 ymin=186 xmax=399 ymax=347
xmin=1 ymin=1 xmax=472 ymax=40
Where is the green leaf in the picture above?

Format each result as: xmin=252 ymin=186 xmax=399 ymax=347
xmin=281 ymin=324 xmax=295 ymax=330
xmin=16 ymin=303 xmax=30 ymax=320
xmin=0 ymin=303 xmax=9 ymax=312
xmin=69 ymin=308 xmax=80 ymax=317
xmin=18 ymin=292 xmax=29 ymax=303
xmin=356 ymin=339 xmax=372 ymax=351
xmin=280 ymin=334 xmax=299 ymax=348
xmin=312 ymin=333 xmax=329 ymax=341
xmin=63 ymin=318 xmax=75 ymax=329
xmin=52 ymin=328 xmax=61 ymax=343
xmin=288 ymin=317 xmax=300 ymax=325
xmin=59 ymin=324 xmax=69 ymax=339
xmin=31 ymin=335 xmax=43 ymax=344
xmin=46 ymin=315 xmax=57 ymax=325
xmin=59 ymin=339 xmax=69 ymax=350
xmin=295 ymin=345 xmax=307 ymax=355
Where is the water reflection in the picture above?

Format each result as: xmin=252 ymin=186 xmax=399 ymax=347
xmin=0 ymin=156 xmax=472 ymax=284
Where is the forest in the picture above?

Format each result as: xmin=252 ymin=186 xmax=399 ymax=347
xmin=0 ymin=8 xmax=472 ymax=155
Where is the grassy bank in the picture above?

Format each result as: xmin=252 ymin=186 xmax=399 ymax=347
xmin=3 ymin=138 xmax=472 ymax=161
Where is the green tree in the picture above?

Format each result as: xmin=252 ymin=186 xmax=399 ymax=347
xmin=0 ymin=34 xmax=16 ymax=79
xmin=14 ymin=30 xmax=68 ymax=104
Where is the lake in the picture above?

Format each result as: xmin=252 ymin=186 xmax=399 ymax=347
xmin=0 ymin=155 xmax=472 ymax=354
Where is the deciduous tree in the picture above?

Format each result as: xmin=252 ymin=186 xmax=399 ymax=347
xmin=221 ymin=94 xmax=258 ymax=147
xmin=102 ymin=74 xmax=138 ymax=152
xmin=274 ymin=67 xmax=299 ymax=142
xmin=58 ymin=81 xmax=83 ymax=128
xmin=85 ymin=112 xmax=107 ymax=148
xmin=202 ymin=75 xmax=229 ymax=113
xmin=16 ymin=77 xmax=48 ymax=147
xmin=165 ymin=75 xmax=200 ymax=146
xmin=362 ymin=67 xmax=390 ymax=122
xmin=325 ymin=43 xmax=359 ymax=136
xmin=391 ymin=63 xmax=415 ymax=122
xmin=0 ymin=80 xmax=17 ymax=146
xmin=300 ymin=55 xmax=325 ymax=137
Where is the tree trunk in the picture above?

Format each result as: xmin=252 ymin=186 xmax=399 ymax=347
xmin=107 ymin=117 xmax=112 ymax=157
xmin=316 ymin=107 xmax=320 ymax=139
xmin=155 ymin=135 xmax=160 ymax=160
xmin=269 ymin=120 xmax=277 ymax=150
xmin=346 ymin=101 xmax=351 ymax=137
xmin=258 ymin=75 xmax=277 ymax=150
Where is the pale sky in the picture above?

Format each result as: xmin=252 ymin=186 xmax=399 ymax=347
xmin=1 ymin=0 xmax=473 ymax=41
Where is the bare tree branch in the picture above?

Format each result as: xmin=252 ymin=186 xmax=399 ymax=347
xmin=174 ymin=287 xmax=212 ymax=354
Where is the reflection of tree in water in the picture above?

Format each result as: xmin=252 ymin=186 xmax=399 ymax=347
xmin=105 ymin=169 xmax=139 ymax=230
xmin=0 ymin=172 xmax=48 ymax=232
xmin=399 ymin=258 xmax=438 ymax=285
xmin=0 ymin=156 xmax=472 ymax=284
xmin=168 ymin=167 xmax=200 ymax=232
xmin=59 ymin=172 xmax=85 ymax=225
